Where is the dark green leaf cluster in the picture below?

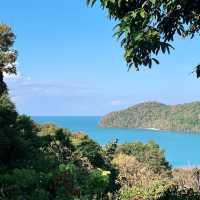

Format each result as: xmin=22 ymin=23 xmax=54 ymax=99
xmin=87 ymin=0 xmax=200 ymax=72
xmin=0 ymin=94 xmax=43 ymax=170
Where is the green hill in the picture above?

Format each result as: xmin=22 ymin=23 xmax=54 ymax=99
xmin=99 ymin=101 xmax=200 ymax=132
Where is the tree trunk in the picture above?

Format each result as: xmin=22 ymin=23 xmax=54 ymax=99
xmin=0 ymin=71 xmax=7 ymax=96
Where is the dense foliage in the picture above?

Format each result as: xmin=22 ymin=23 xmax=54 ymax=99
xmin=0 ymin=97 xmax=115 ymax=199
xmin=0 ymin=24 xmax=17 ymax=94
xmin=1 ymin=94 xmax=200 ymax=199
xmin=173 ymin=168 xmax=200 ymax=192
xmin=1 ymin=22 xmax=200 ymax=199
xmin=118 ymin=180 xmax=200 ymax=200
xmin=116 ymin=141 xmax=172 ymax=176
xmin=0 ymin=94 xmax=42 ymax=170
xmin=112 ymin=153 xmax=164 ymax=187
xmin=87 ymin=0 xmax=200 ymax=76
xmin=100 ymin=101 xmax=200 ymax=132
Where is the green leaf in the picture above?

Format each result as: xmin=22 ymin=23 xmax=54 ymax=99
xmin=140 ymin=9 xmax=146 ymax=18
xmin=152 ymin=58 xmax=159 ymax=64
xmin=150 ymin=0 xmax=156 ymax=4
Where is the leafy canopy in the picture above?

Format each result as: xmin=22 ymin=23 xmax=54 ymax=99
xmin=87 ymin=0 xmax=200 ymax=76
xmin=0 ymin=24 xmax=17 ymax=94
xmin=116 ymin=140 xmax=172 ymax=175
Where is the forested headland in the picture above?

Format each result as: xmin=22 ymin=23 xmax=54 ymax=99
xmin=100 ymin=101 xmax=200 ymax=132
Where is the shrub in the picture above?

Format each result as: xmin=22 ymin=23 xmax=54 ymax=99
xmin=118 ymin=180 xmax=200 ymax=200
xmin=86 ymin=168 xmax=111 ymax=198
xmin=112 ymin=153 xmax=163 ymax=188
xmin=116 ymin=141 xmax=171 ymax=176
xmin=0 ymin=95 xmax=43 ymax=170
xmin=118 ymin=180 xmax=170 ymax=200
xmin=103 ymin=139 xmax=118 ymax=162
xmin=74 ymin=137 xmax=105 ymax=168
xmin=173 ymin=167 xmax=200 ymax=192
xmin=0 ymin=169 xmax=52 ymax=200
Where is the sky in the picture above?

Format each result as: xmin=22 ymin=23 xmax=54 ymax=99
xmin=1 ymin=0 xmax=200 ymax=116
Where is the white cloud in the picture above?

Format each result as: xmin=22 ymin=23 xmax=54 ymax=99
xmin=6 ymin=78 xmax=128 ymax=115
xmin=7 ymin=79 xmax=99 ymax=100
xmin=111 ymin=99 xmax=122 ymax=106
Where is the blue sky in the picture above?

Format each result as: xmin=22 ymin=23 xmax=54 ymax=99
xmin=1 ymin=0 xmax=200 ymax=116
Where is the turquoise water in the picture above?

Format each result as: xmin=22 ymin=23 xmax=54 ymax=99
xmin=33 ymin=116 xmax=200 ymax=168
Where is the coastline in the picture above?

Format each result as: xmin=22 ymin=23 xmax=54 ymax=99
xmin=143 ymin=127 xmax=160 ymax=131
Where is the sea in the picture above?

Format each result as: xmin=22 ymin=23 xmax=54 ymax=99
xmin=32 ymin=116 xmax=200 ymax=168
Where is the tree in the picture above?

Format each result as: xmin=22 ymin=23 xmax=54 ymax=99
xmin=116 ymin=141 xmax=172 ymax=176
xmin=0 ymin=94 xmax=18 ymax=168
xmin=112 ymin=153 xmax=161 ymax=187
xmin=103 ymin=139 xmax=118 ymax=162
xmin=87 ymin=0 xmax=200 ymax=77
xmin=0 ymin=24 xmax=17 ymax=95
xmin=0 ymin=94 xmax=43 ymax=169
xmin=74 ymin=138 xmax=105 ymax=168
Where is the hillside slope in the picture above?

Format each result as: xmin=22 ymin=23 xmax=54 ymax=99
xmin=100 ymin=101 xmax=200 ymax=132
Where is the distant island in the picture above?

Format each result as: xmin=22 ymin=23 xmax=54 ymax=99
xmin=100 ymin=101 xmax=200 ymax=132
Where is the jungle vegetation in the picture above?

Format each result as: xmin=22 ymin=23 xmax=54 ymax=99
xmin=100 ymin=101 xmax=200 ymax=132
xmin=1 ymin=5 xmax=200 ymax=198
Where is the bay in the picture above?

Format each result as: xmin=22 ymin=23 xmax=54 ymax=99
xmin=32 ymin=116 xmax=200 ymax=168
